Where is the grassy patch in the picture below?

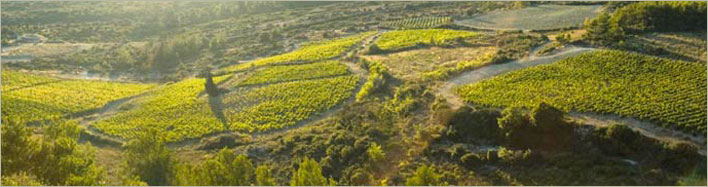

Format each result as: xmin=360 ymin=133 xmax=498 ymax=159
xmin=363 ymin=46 xmax=496 ymax=81
xmin=457 ymin=5 xmax=601 ymax=30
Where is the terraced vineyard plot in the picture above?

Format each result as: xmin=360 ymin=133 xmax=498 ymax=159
xmin=1 ymin=71 xmax=155 ymax=122
xmin=223 ymin=75 xmax=359 ymax=132
xmin=1 ymin=69 xmax=60 ymax=92
xmin=381 ymin=16 xmax=452 ymax=29
xmin=93 ymin=76 xmax=230 ymax=142
xmin=224 ymin=32 xmax=375 ymax=72
xmin=456 ymin=50 xmax=707 ymax=134
xmin=373 ymin=29 xmax=480 ymax=52
xmin=237 ymin=61 xmax=349 ymax=86
xmin=457 ymin=5 xmax=601 ymax=30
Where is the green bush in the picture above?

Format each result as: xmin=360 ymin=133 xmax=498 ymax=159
xmin=255 ymin=165 xmax=277 ymax=186
xmin=356 ymin=59 xmax=388 ymax=102
xmin=445 ymin=106 xmax=501 ymax=143
xmin=122 ymin=129 xmax=176 ymax=186
xmin=611 ymin=1 xmax=706 ymax=33
xmin=0 ymin=118 xmax=105 ymax=186
xmin=290 ymin=157 xmax=336 ymax=186
xmin=405 ymin=165 xmax=446 ymax=186
xmin=367 ymin=143 xmax=386 ymax=162
xmin=497 ymin=102 xmax=574 ymax=150
xmin=1 ymin=117 xmax=36 ymax=176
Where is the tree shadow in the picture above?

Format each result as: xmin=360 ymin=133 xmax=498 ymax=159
xmin=208 ymin=94 xmax=229 ymax=130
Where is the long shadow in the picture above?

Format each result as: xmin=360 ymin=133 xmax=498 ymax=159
xmin=208 ymin=94 xmax=229 ymax=130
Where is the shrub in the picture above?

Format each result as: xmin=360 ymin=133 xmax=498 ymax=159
xmin=33 ymin=121 xmax=105 ymax=186
xmin=255 ymin=165 xmax=277 ymax=186
xmin=1 ymin=117 xmax=36 ymax=175
xmin=497 ymin=106 xmax=530 ymax=147
xmin=405 ymin=165 xmax=446 ymax=186
xmin=356 ymin=60 xmax=388 ymax=102
xmin=1 ymin=172 xmax=44 ymax=186
xmin=122 ymin=129 xmax=176 ymax=186
xmin=583 ymin=12 xmax=624 ymax=47
xmin=497 ymin=103 xmax=574 ymax=150
xmin=611 ymin=1 xmax=706 ymax=33
xmin=290 ymin=157 xmax=336 ymax=186
xmin=367 ymin=143 xmax=386 ymax=162
xmin=446 ymin=106 xmax=501 ymax=143
xmin=460 ymin=153 xmax=483 ymax=168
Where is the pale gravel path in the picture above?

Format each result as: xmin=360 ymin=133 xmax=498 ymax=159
xmin=439 ymin=45 xmax=596 ymax=109
xmin=437 ymin=45 xmax=706 ymax=155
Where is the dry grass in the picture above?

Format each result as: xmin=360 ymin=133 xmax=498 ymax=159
xmin=1 ymin=43 xmax=96 ymax=57
xmin=362 ymin=46 xmax=497 ymax=81
xmin=457 ymin=5 xmax=602 ymax=30
xmin=628 ymin=32 xmax=707 ymax=62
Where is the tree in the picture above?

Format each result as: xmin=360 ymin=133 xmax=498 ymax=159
xmin=290 ymin=157 xmax=336 ymax=186
xmin=1 ymin=117 xmax=37 ymax=176
xmin=529 ymin=102 xmax=573 ymax=150
xmin=497 ymin=106 xmax=529 ymax=147
xmin=123 ymin=129 xmax=176 ymax=186
xmin=530 ymin=102 xmax=564 ymax=129
xmin=255 ymin=165 xmax=277 ymax=186
xmin=582 ymin=12 xmax=624 ymax=47
xmin=205 ymin=71 xmax=219 ymax=96
xmin=405 ymin=165 xmax=445 ymax=186
xmin=174 ymin=149 xmax=259 ymax=186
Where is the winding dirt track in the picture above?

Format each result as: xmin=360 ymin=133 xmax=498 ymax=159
xmin=439 ymin=45 xmax=596 ymax=109
xmin=437 ymin=45 xmax=706 ymax=155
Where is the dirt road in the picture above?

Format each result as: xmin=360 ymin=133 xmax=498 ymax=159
xmin=436 ymin=45 xmax=706 ymax=155
xmin=439 ymin=45 xmax=596 ymax=109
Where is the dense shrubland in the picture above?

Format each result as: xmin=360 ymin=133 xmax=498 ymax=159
xmin=1 ymin=118 xmax=105 ymax=186
xmin=422 ymin=102 xmax=704 ymax=185
xmin=583 ymin=1 xmax=706 ymax=47
xmin=490 ymin=32 xmax=546 ymax=63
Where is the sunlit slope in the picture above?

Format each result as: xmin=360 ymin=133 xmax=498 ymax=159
xmin=93 ymin=76 xmax=230 ymax=142
xmin=236 ymin=61 xmax=349 ymax=86
xmin=456 ymin=50 xmax=707 ymax=134
xmin=223 ymin=31 xmax=375 ymax=72
xmin=1 ymin=70 xmax=155 ymax=122
xmin=225 ymin=75 xmax=358 ymax=132
xmin=373 ymin=29 xmax=480 ymax=51
xmin=96 ymin=53 xmax=360 ymax=141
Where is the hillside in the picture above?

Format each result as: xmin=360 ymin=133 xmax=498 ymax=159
xmin=1 ymin=1 xmax=706 ymax=186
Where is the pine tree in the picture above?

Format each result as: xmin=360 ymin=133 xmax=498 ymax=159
xmin=205 ymin=71 xmax=219 ymax=97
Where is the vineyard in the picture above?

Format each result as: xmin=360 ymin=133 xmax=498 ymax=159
xmin=381 ymin=16 xmax=452 ymax=29
xmin=455 ymin=50 xmax=707 ymax=134
xmin=93 ymin=76 xmax=230 ymax=142
xmin=223 ymin=31 xmax=376 ymax=72
xmin=236 ymin=61 xmax=349 ymax=87
xmin=1 ymin=69 xmax=59 ymax=92
xmin=373 ymin=29 xmax=480 ymax=52
xmin=224 ymin=75 xmax=359 ymax=132
xmin=1 ymin=70 xmax=155 ymax=122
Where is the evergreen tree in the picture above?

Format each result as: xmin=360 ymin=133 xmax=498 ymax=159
xmin=290 ymin=157 xmax=336 ymax=186
xmin=205 ymin=71 xmax=219 ymax=96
